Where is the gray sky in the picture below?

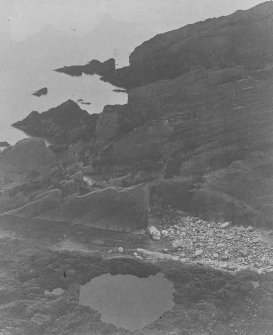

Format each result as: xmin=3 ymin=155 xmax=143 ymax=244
xmin=1 ymin=0 xmax=266 ymax=41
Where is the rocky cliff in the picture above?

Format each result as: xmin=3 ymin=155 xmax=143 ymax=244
xmin=92 ymin=63 xmax=273 ymax=227
xmin=103 ymin=1 xmax=273 ymax=88
xmin=10 ymin=2 xmax=273 ymax=228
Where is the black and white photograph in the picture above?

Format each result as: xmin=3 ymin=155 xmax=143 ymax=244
xmin=0 ymin=0 xmax=273 ymax=334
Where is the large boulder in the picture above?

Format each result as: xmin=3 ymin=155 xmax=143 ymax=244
xmin=38 ymin=184 xmax=149 ymax=232
xmin=0 ymin=138 xmax=57 ymax=185
xmin=12 ymin=100 xmax=99 ymax=144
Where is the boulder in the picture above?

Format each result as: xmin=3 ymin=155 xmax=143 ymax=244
xmin=12 ymin=100 xmax=99 ymax=144
xmin=148 ymin=226 xmax=161 ymax=241
xmin=0 ymin=138 xmax=57 ymax=181
xmin=3 ymin=189 xmax=62 ymax=219
xmin=38 ymin=184 xmax=149 ymax=232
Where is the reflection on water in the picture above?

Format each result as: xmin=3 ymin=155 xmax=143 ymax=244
xmin=79 ymin=272 xmax=175 ymax=331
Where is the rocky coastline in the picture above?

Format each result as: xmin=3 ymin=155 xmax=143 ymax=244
xmin=1 ymin=2 xmax=273 ymax=334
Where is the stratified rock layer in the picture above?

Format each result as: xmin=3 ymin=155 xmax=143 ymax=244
xmin=3 ymin=184 xmax=149 ymax=232
xmin=94 ymin=65 xmax=273 ymax=227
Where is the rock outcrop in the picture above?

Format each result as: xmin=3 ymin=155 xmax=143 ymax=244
xmin=2 ymin=184 xmax=149 ymax=232
xmin=55 ymin=58 xmax=115 ymax=77
xmin=12 ymin=99 xmax=99 ymax=144
xmin=32 ymin=87 xmax=48 ymax=97
xmin=93 ymin=64 xmax=273 ymax=227
xmin=101 ymin=1 xmax=273 ymax=88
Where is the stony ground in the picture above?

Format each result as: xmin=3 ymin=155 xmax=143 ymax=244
xmin=145 ymin=213 xmax=273 ymax=275
xmin=1 ymin=214 xmax=273 ymax=334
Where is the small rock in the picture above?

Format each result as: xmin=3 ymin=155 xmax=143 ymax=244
xmin=220 ymin=222 xmax=230 ymax=229
xmin=194 ymin=249 xmax=204 ymax=257
xmin=221 ymin=255 xmax=229 ymax=261
xmin=239 ymin=249 xmax=249 ymax=257
xmin=217 ymin=243 xmax=226 ymax=248
xmin=172 ymin=239 xmax=192 ymax=248
xmin=227 ymin=262 xmax=239 ymax=271
xmin=161 ymin=230 xmax=169 ymax=237
xmin=207 ymin=229 xmax=214 ymax=237
xmin=118 ymin=247 xmax=124 ymax=253
xmin=246 ymin=226 xmax=254 ymax=232
xmin=148 ymin=226 xmax=161 ymax=241
xmin=212 ymin=253 xmax=219 ymax=259
xmin=252 ymin=237 xmax=261 ymax=243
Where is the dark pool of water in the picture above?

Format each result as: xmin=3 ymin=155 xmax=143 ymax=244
xmin=79 ymin=272 xmax=175 ymax=331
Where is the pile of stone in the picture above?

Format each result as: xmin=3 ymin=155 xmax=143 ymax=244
xmin=148 ymin=216 xmax=273 ymax=274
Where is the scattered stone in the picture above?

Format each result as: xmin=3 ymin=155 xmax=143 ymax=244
xmin=161 ymin=230 xmax=169 ymax=237
xmin=118 ymin=247 xmax=124 ymax=253
xmin=148 ymin=226 xmax=161 ymax=241
xmin=220 ymin=222 xmax=230 ymax=228
xmin=212 ymin=253 xmax=219 ymax=259
xmin=239 ymin=249 xmax=249 ymax=257
xmin=194 ymin=249 xmax=204 ymax=257
xmin=172 ymin=239 xmax=192 ymax=248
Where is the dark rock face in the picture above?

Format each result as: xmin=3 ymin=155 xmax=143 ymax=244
xmin=55 ymin=58 xmax=115 ymax=77
xmin=94 ymin=65 xmax=273 ymax=227
xmin=32 ymin=87 xmax=48 ymax=97
xmin=101 ymin=2 xmax=273 ymax=88
xmin=12 ymin=100 xmax=99 ymax=144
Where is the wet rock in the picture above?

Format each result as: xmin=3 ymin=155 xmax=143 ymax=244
xmin=148 ymin=226 xmax=161 ymax=241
